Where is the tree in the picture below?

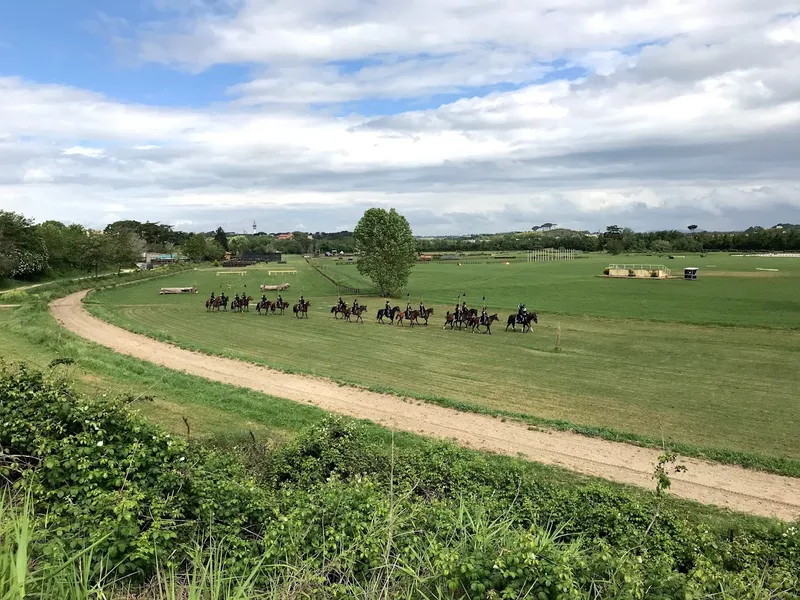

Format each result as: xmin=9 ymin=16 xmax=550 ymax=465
xmin=80 ymin=231 xmax=109 ymax=277
xmin=531 ymin=225 xmax=541 ymax=232
xmin=107 ymin=230 xmax=145 ymax=273
xmin=182 ymin=234 xmax=209 ymax=262
xmin=688 ymin=224 xmax=698 ymax=235
xmin=228 ymin=235 xmax=250 ymax=256
xmin=651 ymin=240 xmax=672 ymax=254
xmin=606 ymin=238 xmax=624 ymax=255
xmin=0 ymin=211 xmax=48 ymax=279
xmin=353 ymin=208 xmax=417 ymax=296
xmin=214 ymin=227 xmax=229 ymax=251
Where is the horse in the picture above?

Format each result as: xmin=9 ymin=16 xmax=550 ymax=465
xmin=406 ymin=309 xmax=422 ymax=327
xmin=506 ymin=312 xmax=539 ymax=333
xmin=418 ymin=307 xmax=434 ymax=325
xmin=273 ymin=300 xmax=289 ymax=315
xmin=205 ymin=297 xmax=220 ymax=312
xmin=443 ymin=311 xmax=456 ymax=330
xmin=469 ymin=313 xmax=499 ymax=334
xmin=376 ymin=306 xmax=399 ymax=324
xmin=331 ymin=304 xmax=347 ymax=319
xmin=346 ymin=306 xmax=368 ymax=323
xmin=256 ymin=300 xmax=272 ymax=315
xmin=293 ymin=301 xmax=311 ymax=319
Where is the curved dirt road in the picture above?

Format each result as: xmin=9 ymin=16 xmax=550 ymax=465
xmin=51 ymin=290 xmax=800 ymax=521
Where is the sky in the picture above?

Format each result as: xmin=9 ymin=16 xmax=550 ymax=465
xmin=0 ymin=1 xmax=799 ymax=235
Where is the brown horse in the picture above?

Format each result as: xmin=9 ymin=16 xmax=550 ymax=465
xmin=467 ymin=313 xmax=499 ymax=334
xmin=205 ymin=297 xmax=221 ymax=312
xmin=293 ymin=300 xmax=311 ymax=319
xmin=418 ymin=307 xmax=434 ymax=325
xmin=443 ymin=311 xmax=456 ymax=330
xmin=256 ymin=300 xmax=273 ymax=315
xmin=273 ymin=300 xmax=289 ymax=315
xmin=231 ymin=296 xmax=252 ymax=313
xmin=345 ymin=306 xmax=368 ymax=323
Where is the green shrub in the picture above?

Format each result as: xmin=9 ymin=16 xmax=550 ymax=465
xmin=1 ymin=365 xmax=798 ymax=597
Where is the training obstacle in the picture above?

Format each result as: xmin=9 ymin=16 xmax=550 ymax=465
xmin=159 ymin=287 xmax=197 ymax=294
xmin=528 ymin=249 xmax=576 ymax=262
xmin=605 ymin=264 xmax=671 ymax=279
xmin=260 ymin=283 xmax=292 ymax=291
xmin=267 ymin=270 xmax=297 ymax=276
xmin=216 ymin=271 xmax=247 ymax=276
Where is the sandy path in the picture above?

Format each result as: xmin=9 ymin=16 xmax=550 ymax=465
xmin=51 ymin=290 xmax=800 ymax=521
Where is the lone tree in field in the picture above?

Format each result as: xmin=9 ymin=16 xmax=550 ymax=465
xmin=688 ymin=224 xmax=698 ymax=236
xmin=354 ymin=208 xmax=416 ymax=296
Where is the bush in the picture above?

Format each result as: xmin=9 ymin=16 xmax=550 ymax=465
xmin=628 ymin=269 xmax=636 ymax=277
xmin=2 ymin=365 xmax=798 ymax=597
xmin=603 ymin=267 xmax=610 ymax=275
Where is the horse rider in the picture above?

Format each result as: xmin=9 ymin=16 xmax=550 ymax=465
xmin=234 ymin=293 xmax=240 ymax=302
xmin=385 ymin=300 xmax=391 ymax=315
xmin=419 ymin=301 xmax=426 ymax=316
xmin=517 ymin=303 xmax=527 ymax=323
xmin=210 ymin=291 xmax=215 ymax=302
xmin=338 ymin=296 xmax=345 ymax=310
xmin=481 ymin=305 xmax=488 ymax=325
xmin=405 ymin=301 xmax=412 ymax=318
xmin=461 ymin=301 xmax=468 ymax=317
xmin=261 ymin=294 xmax=267 ymax=305
xmin=277 ymin=294 xmax=283 ymax=306
xmin=352 ymin=298 xmax=360 ymax=313
xmin=299 ymin=295 xmax=305 ymax=309
xmin=454 ymin=302 xmax=461 ymax=320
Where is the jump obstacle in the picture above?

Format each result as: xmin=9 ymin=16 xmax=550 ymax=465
xmin=528 ymin=249 xmax=576 ymax=262
xmin=216 ymin=271 xmax=247 ymax=276
xmin=267 ymin=270 xmax=297 ymax=276
xmin=160 ymin=287 xmax=197 ymax=294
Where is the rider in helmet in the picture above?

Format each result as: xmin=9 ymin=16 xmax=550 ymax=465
xmin=277 ymin=294 xmax=283 ymax=306
xmin=385 ymin=300 xmax=391 ymax=314
xmin=261 ymin=294 xmax=267 ymax=303
xmin=235 ymin=293 xmax=240 ymax=301
xmin=518 ymin=303 xmax=527 ymax=323
xmin=406 ymin=301 xmax=412 ymax=318
xmin=462 ymin=301 xmax=468 ymax=317
xmin=338 ymin=296 xmax=344 ymax=309
xmin=352 ymin=298 xmax=360 ymax=313
xmin=419 ymin=300 xmax=426 ymax=316
xmin=299 ymin=295 xmax=305 ymax=308
xmin=210 ymin=291 xmax=215 ymax=301
xmin=481 ymin=305 xmax=488 ymax=324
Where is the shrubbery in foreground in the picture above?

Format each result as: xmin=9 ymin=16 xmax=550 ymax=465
xmin=1 ymin=365 xmax=798 ymax=598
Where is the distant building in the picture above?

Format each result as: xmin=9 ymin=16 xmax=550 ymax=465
xmin=276 ymin=233 xmax=294 ymax=240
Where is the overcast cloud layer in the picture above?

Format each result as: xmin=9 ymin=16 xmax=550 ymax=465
xmin=1 ymin=1 xmax=799 ymax=233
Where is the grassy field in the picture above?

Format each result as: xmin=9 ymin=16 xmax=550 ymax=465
xmin=85 ymin=254 xmax=800 ymax=470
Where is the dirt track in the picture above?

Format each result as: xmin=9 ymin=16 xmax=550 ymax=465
xmin=51 ymin=290 xmax=800 ymax=521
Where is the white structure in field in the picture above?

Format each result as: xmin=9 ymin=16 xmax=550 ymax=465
xmin=527 ymin=249 xmax=577 ymax=262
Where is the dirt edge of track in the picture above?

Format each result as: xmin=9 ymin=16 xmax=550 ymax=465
xmin=50 ymin=290 xmax=800 ymax=521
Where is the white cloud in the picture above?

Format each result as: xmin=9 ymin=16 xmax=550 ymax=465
xmin=22 ymin=168 xmax=53 ymax=183
xmin=2 ymin=4 xmax=800 ymax=232
xmin=63 ymin=146 xmax=106 ymax=158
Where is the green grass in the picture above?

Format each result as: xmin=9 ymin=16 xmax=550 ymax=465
xmin=84 ymin=255 xmax=800 ymax=474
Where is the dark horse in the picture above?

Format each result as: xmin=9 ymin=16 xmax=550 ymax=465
xmin=506 ymin=312 xmax=539 ymax=333
xmin=293 ymin=300 xmax=311 ymax=319
xmin=256 ymin=300 xmax=273 ymax=315
xmin=376 ymin=306 xmax=399 ymax=324
xmin=231 ymin=296 xmax=252 ymax=313
xmin=331 ymin=303 xmax=347 ymax=319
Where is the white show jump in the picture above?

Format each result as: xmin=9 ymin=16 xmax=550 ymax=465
xmin=159 ymin=287 xmax=197 ymax=294
xmin=260 ymin=283 xmax=292 ymax=291
xmin=267 ymin=269 xmax=297 ymax=276
xmin=216 ymin=271 xmax=247 ymax=276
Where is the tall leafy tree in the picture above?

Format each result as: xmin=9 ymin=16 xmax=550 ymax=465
xmin=214 ymin=227 xmax=229 ymax=251
xmin=0 ymin=211 xmax=48 ymax=278
xmin=353 ymin=208 xmax=416 ymax=296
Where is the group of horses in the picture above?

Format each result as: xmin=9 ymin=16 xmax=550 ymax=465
xmin=205 ymin=294 xmax=295 ymax=316
xmin=207 ymin=295 xmax=538 ymax=334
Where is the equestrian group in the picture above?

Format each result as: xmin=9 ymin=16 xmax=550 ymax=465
xmin=441 ymin=301 xmax=537 ymax=334
xmin=204 ymin=290 xmax=299 ymax=317
xmin=206 ymin=290 xmax=538 ymax=333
